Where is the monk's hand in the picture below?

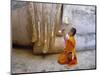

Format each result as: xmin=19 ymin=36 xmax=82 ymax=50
xmin=62 ymin=29 xmax=65 ymax=34
xmin=62 ymin=29 xmax=65 ymax=32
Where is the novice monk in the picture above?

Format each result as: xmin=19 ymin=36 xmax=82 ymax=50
xmin=58 ymin=27 xmax=78 ymax=67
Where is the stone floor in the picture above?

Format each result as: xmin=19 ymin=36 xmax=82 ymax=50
xmin=11 ymin=48 xmax=96 ymax=74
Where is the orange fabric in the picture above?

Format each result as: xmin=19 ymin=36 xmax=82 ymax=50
xmin=58 ymin=36 xmax=78 ymax=66
xmin=58 ymin=52 xmax=67 ymax=64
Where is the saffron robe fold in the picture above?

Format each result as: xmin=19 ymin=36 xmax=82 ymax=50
xmin=58 ymin=36 xmax=78 ymax=66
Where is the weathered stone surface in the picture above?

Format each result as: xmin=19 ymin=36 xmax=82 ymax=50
xmin=76 ymin=34 xmax=96 ymax=50
xmin=11 ymin=5 xmax=33 ymax=46
xmin=11 ymin=48 xmax=96 ymax=73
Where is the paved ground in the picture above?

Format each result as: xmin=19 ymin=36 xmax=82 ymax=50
xmin=11 ymin=48 xmax=96 ymax=74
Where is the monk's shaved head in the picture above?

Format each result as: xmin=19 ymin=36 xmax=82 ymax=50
xmin=70 ymin=27 xmax=76 ymax=36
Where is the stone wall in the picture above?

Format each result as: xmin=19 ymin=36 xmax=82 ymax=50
xmin=11 ymin=5 xmax=33 ymax=46
xmin=62 ymin=5 xmax=96 ymax=51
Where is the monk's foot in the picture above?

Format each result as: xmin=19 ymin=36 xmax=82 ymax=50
xmin=65 ymin=65 xmax=72 ymax=69
xmin=65 ymin=64 xmax=77 ymax=69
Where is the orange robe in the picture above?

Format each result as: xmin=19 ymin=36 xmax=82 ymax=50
xmin=58 ymin=36 xmax=78 ymax=66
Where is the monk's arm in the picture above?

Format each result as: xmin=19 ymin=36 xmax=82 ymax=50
xmin=63 ymin=32 xmax=67 ymax=41
xmin=62 ymin=30 xmax=67 ymax=41
xmin=68 ymin=38 xmax=76 ymax=49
